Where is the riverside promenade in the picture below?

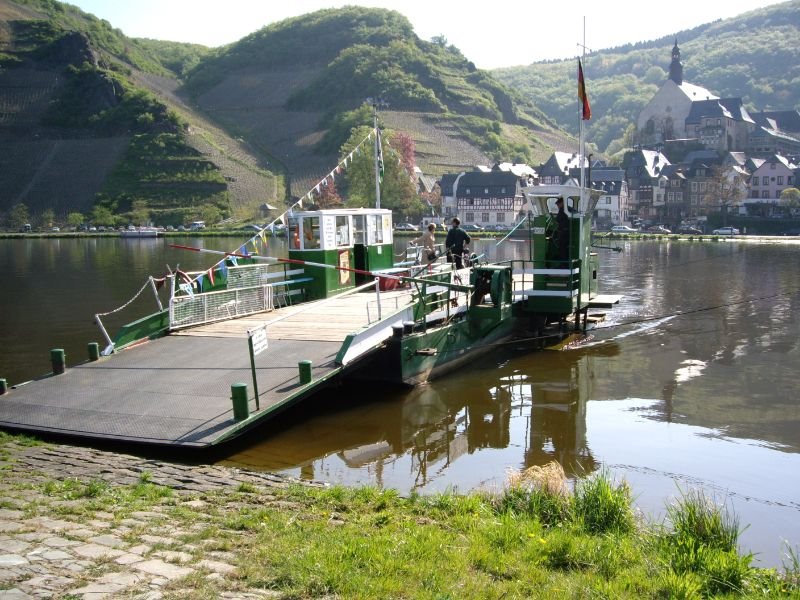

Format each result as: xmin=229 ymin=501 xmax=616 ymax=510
xmin=0 ymin=439 xmax=319 ymax=599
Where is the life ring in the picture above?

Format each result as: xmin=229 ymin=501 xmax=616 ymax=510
xmin=292 ymin=230 xmax=301 ymax=249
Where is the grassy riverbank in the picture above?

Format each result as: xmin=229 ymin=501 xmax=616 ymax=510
xmin=1 ymin=433 xmax=797 ymax=598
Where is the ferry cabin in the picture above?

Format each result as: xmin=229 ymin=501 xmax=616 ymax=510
xmin=287 ymin=208 xmax=395 ymax=298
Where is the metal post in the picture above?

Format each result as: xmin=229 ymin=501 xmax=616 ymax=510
xmin=374 ymin=277 xmax=382 ymax=321
xmin=373 ymin=103 xmax=381 ymax=209
xmin=231 ymin=383 xmax=249 ymax=421
xmin=149 ymin=276 xmax=164 ymax=311
xmin=87 ymin=342 xmax=100 ymax=361
xmin=0 ymin=379 xmax=7 ymax=395
xmin=50 ymin=349 xmax=65 ymax=375
xmin=168 ymin=274 xmax=176 ymax=329
xmin=299 ymin=360 xmax=312 ymax=384
xmin=247 ymin=336 xmax=260 ymax=411
xmin=95 ymin=314 xmax=114 ymax=353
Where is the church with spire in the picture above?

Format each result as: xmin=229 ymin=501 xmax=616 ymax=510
xmin=636 ymin=41 xmax=754 ymax=152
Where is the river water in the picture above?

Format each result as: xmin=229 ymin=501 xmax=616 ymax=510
xmin=1 ymin=235 xmax=799 ymax=566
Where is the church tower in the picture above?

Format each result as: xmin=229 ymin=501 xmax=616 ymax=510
xmin=669 ymin=39 xmax=683 ymax=85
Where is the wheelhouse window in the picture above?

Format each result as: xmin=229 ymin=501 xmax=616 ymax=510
xmin=335 ymin=215 xmax=350 ymax=247
xmin=302 ymin=216 xmax=320 ymax=249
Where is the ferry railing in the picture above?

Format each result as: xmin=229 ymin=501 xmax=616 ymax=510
xmin=168 ymin=262 xmax=306 ymax=330
xmin=504 ymin=258 xmax=582 ymax=301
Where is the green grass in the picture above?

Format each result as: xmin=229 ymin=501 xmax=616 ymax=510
xmin=1 ymin=433 xmax=797 ymax=598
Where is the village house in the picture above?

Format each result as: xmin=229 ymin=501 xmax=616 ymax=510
xmin=439 ymin=169 xmax=525 ymax=228
xmin=622 ymin=149 xmax=670 ymax=221
xmin=588 ymin=166 xmax=629 ymax=226
xmin=744 ymin=154 xmax=798 ymax=217
xmin=748 ymin=111 xmax=800 ymax=157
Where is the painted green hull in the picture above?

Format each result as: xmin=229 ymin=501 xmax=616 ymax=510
xmin=392 ymin=310 xmax=516 ymax=385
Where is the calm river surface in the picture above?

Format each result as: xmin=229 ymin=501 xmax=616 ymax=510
xmin=1 ymin=235 xmax=799 ymax=566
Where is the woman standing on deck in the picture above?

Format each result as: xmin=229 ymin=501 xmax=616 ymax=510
xmin=411 ymin=223 xmax=438 ymax=266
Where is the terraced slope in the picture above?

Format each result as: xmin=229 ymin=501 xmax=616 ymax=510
xmin=130 ymin=71 xmax=280 ymax=214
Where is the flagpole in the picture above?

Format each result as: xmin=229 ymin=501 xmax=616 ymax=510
xmin=373 ymin=101 xmax=381 ymax=209
xmin=580 ymin=16 xmax=586 ymax=195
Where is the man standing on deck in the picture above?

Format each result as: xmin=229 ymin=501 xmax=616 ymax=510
xmin=445 ymin=217 xmax=471 ymax=269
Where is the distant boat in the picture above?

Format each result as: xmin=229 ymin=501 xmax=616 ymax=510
xmin=120 ymin=227 xmax=160 ymax=238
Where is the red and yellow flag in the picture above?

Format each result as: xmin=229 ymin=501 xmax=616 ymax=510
xmin=578 ymin=59 xmax=591 ymax=120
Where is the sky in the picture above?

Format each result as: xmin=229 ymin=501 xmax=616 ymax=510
xmin=66 ymin=0 xmax=786 ymax=70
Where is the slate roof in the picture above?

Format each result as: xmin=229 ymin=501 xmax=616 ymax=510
xmin=677 ymin=81 xmax=718 ymax=101
xmin=495 ymin=162 xmax=537 ymax=177
xmin=439 ymin=170 xmax=519 ymax=197
xmin=539 ymin=152 xmax=587 ymax=177
xmin=751 ymin=110 xmax=800 ymax=133
xmin=719 ymin=98 xmax=754 ymax=124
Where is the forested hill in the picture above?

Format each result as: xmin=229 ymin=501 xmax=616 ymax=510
xmin=0 ymin=0 xmax=279 ymax=227
xmin=493 ymin=0 xmax=800 ymax=159
xmin=182 ymin=6 xmax=571 ymax=195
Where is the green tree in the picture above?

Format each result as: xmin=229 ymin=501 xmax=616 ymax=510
xmin=200 ymin=204 xmax=221 ymax=225
xmin=67 ymin=212 xmax=84 ymax=228
xmin=340 ymin=127 xmax=417 ymax=216
xmin=40 ymin=208 xmax=56 ymax=228
xmin=130 ymin=199 xmax=150 ymax=225
xmin=91 ymin=205 xmax=115 ymax=226
xmin=9 ymin=203 xmax=30 ymax=229
xmin=779 ymin=187 xmax=800 ymax=207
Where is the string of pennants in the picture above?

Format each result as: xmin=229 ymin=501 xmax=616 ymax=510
xmin=180 ymin=127 xmax=385 ymax=293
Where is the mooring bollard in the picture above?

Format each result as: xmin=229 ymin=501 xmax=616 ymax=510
xmin=88 ymin=342 xmax=100 ymax=361
xmin=230 ymin=383 xmax=249 ymax=421
xmin=299 ymin=360 xmax=312 ymax=384
xmin=0 ymin=378 xmax=7 ymax=395
xmin=50 ymin=349 xmax=65 ymax=375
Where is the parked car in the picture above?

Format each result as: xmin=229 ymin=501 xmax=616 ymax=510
xmin=645 ymin=225 xmax=672 ymax=234
xmin=243 ymin=224 xmax=264 ymax=232
xmin=393 ymin=223 xmax=419 ymax=232
xmin=611 ymin=225 xmax=638 ymax=233
xmin=677 ymin=226 xmax=703 ymax=235
xmin=712 ymin=227 xmax=740 ymax=235
xmin=463 ymin=223 xmax=485 ymax=232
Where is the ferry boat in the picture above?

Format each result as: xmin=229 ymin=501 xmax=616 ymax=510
xmin=120 ymin=226 xmax=160 ymax=238
xmin=0 ymin=103 xmax=619 ymax=448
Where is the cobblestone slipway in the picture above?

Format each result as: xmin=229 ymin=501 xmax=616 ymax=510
xmin=0 ymin=441 xmax=318 ymax=599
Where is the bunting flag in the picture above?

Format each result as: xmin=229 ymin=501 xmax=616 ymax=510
xmin=219 ymin=260 xmax=228 ymax=278
xmin=197 ymin=274 xmax=205 ymax=290
xmin=229 ymin=255 xmax=238 ymax=267
xmin=239 ymin=244 xmax=248 ymax=257
xmin=179 ymin=283 xmax=194 ymax=298
xmin=578 ymin=58 xmax=591 ymax=120
xmin=207 ymin=267 xmax=215 ymax=286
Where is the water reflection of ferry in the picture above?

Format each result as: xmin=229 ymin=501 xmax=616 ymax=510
xmin=223 ymin=341 xmax=620 ymax=490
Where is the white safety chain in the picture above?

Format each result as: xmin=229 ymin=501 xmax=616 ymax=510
xmin=94 ymin=276 xmax=165 ymax=356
